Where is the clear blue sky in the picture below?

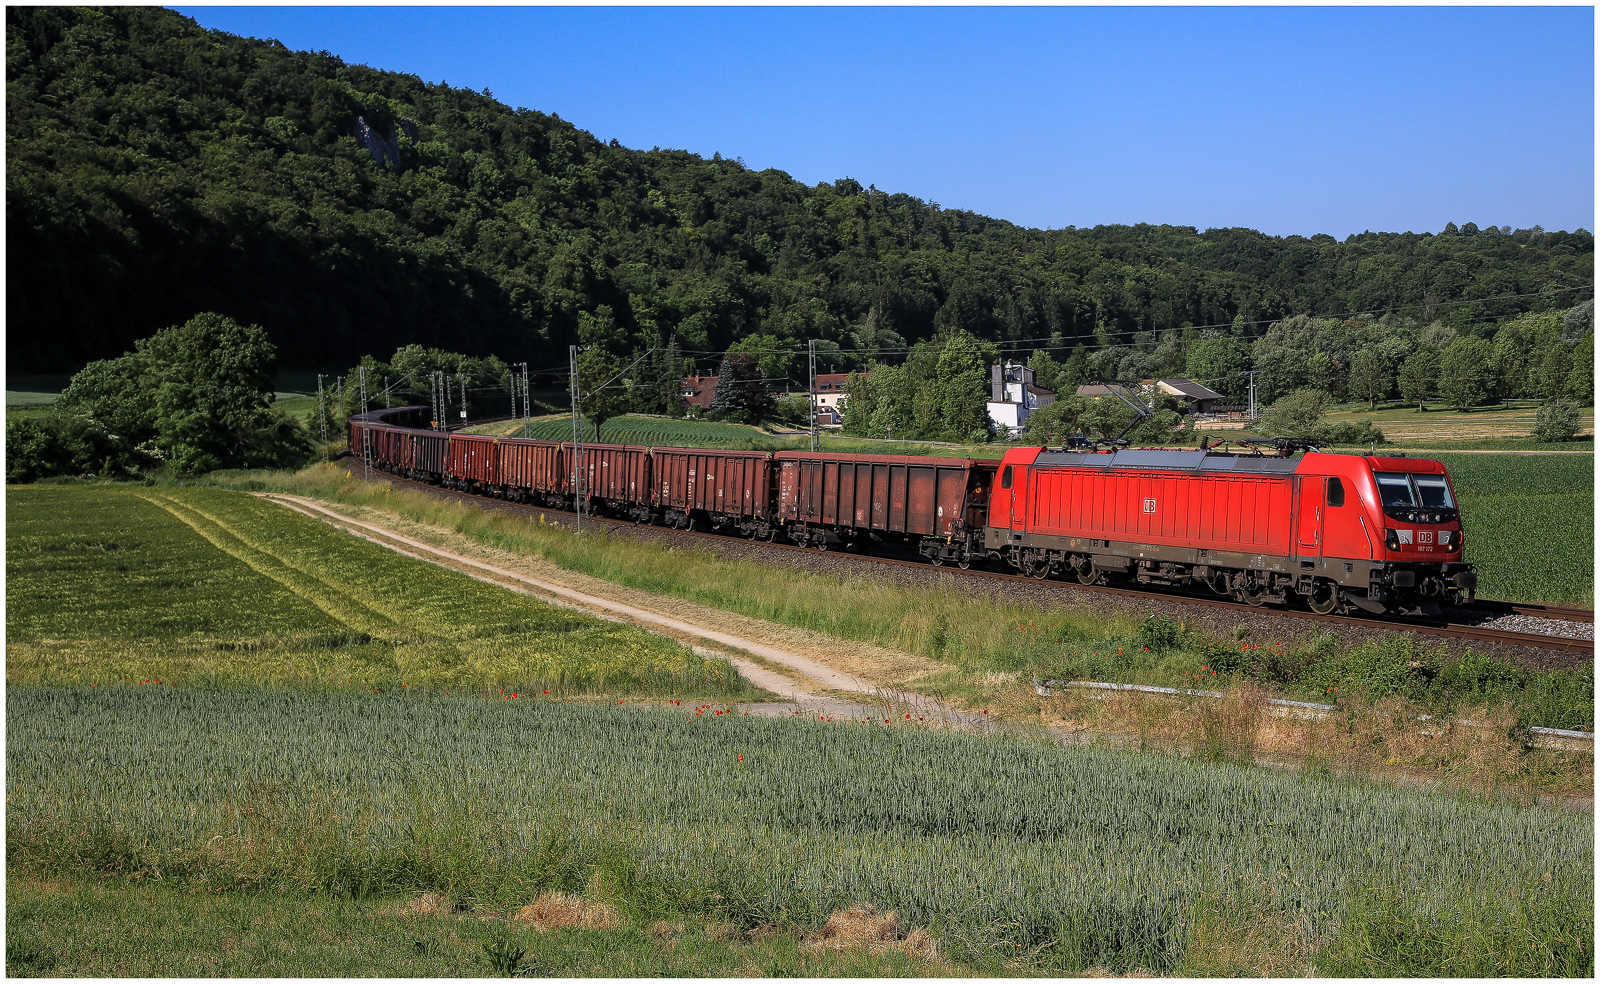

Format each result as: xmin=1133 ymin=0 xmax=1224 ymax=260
xmin=173 ymin=6 xmax=1593 ymax=239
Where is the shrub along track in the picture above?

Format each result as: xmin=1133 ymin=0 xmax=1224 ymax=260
xmin=346 ymin=467 xmax=1591 ymax=672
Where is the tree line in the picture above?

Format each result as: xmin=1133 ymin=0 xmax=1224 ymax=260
xmin=9 ymin=6 xmax=1593 ymax=382
xmin=7 ymin=313 xmax=312 ymax=482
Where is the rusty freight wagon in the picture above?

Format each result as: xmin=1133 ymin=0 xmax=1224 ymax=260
xmin=400 ymin=429 xmax=448 ymax=481
xmin=496 ymin=438 xmax=566 ymax=505
xmin=774 ymin=452 xmax=999 ymax=564
xmin=445 ymin=434 xmax=499 ymax=491
xmin=563 ymin=443 xmax=652 ymax=520
xmin=651 ymin=448 xmax=776 ymax=535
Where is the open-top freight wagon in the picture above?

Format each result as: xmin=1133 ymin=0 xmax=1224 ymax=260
xmin=774 ymin=452 xmax=998 ymax=562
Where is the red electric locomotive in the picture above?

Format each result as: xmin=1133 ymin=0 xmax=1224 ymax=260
xmin=981 ymin=444 xmax=1475 ymax=615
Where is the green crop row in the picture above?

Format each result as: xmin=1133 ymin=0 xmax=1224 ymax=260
xmin=471 ymin=414 xmax=770 ymax=446
xmin=466 ymin=413 xmax=1004 ymax=456
xmin=1431 ymin=453 xmax=1594 ymax=604
xmin=7 ymin=687 xmax=1591 ymax=976
xmin=5 ymin=486 xmax=749 ymax=697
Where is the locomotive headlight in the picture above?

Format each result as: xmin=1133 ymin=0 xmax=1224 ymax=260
xmin=1385 ymin=529 xmax=1399 ymax=550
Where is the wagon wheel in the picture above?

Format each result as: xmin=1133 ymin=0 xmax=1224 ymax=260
xmin=957 ymin=558 xmax=972 ymax=570
xmin=816 ymin=540 xmax=830 ymax=551
xmin=1307 ymin=580 xmax=1342 ymax=616
xmin=930 ymin=556 xmax=945 ymax=567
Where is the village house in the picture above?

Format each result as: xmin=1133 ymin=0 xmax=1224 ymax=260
xmin=987 ymin=362 xmax=1056 ymax=435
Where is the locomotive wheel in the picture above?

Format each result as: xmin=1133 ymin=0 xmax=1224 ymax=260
xmin=1232 ymin=584 xmax=1267 ymax=607
xmin=1307 ymin=580 xmax=1342 ymax=615
xmin=1076 ymin=564 xmax=1101 ymax=585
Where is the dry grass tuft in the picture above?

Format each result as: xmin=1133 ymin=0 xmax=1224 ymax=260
xmin=511 ymin=891 xmax=620 ymax=931
xmin=803 ymin=904 xmax=939 ymax=961
xmin=1040 ymin=682 xmax=1592 ymax=800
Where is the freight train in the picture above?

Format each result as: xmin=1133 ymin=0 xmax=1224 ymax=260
xmin=350 ymin=407 xmax=1476 ymax=616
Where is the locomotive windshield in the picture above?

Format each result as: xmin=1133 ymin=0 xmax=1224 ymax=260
xmin=1375 ymin=473 xmax=1454 ymax=508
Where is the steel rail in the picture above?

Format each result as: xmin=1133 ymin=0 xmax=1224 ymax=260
xmin=347 ymin=465 xmax=1593 ymax=657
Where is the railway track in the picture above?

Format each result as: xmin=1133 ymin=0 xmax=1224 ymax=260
xmin=347 ymin=465 xmax=1593 ymax=658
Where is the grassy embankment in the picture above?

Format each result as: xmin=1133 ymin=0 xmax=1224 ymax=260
xmin=199 ymin=468 xmax=1592 ymax=783
xmin=7 ymin=481 xmax=1593 ymax=975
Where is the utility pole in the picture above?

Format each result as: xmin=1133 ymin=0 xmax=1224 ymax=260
xmin=316 ymin=374 xmax=328 ymax=462
xmin=358 ymin=365 xmax=370 ymax=481
xmin=1245 ymin=371 xmax=1261 ymax=420
xmin=570 ymin=345 xmax=584 ymax=533
xmin=519 ymin=361 xmax=531 ymax=438
xmin=808 ymin=338 xmax=820 ymax=452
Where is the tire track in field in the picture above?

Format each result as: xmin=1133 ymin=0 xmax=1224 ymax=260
xmin=134 ymin=492 xmax=411 ymax=641
xmin=259 ymin=493 xmax=983 ymax=723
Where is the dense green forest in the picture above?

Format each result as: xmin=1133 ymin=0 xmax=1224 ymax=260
xmin=8 ymin=6 xmax=1594 ymax=376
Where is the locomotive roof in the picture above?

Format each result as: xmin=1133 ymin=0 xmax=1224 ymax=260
xmin=1032 ymin=448 xmax=1302 ymax=474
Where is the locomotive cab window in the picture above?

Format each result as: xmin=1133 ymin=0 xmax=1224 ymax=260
xmin=1376 ymin=472 xmax=1454 ymax=509
xmin=1413 ymin=475 xmax=1454 ymax=508
xmin=1376 ymin=473 xmax=1418 ymax=506
xmin=1327 ymin=477 xmax=1344 ymax=507
xmin=1000 ymin=466 xmax=1012 ymax=490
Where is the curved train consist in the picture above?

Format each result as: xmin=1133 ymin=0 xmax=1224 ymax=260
xmin=351 ymin=407 xmax=1477 ymax=616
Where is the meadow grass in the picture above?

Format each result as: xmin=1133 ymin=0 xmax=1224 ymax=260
xmin=7 ymin=686 xmax=1591 ymax=977
xmin=5 ymin=865 xmax=957 ymax=978
xmin=5 ymin=485 xmax=751 ymax=698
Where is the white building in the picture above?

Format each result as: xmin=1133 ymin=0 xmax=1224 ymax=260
xmin=987 ymin=362 xmax=1056 ymax=436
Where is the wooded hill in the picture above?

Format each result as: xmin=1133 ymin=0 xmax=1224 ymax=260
xmin=9 ymin=6 xmax=1594 ymax=374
